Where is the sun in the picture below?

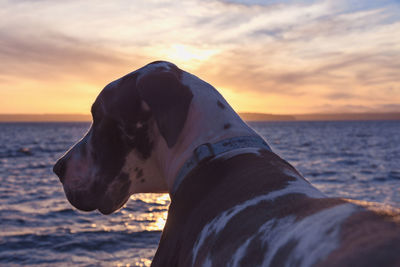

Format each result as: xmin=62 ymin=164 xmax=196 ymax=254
xmin=165 ymin=44 xmax=218 ymax=66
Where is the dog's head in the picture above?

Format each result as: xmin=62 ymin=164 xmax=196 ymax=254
xmin=53 ymin=61 xmax=193 ymax=214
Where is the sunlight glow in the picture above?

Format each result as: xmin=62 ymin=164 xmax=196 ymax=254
xmin=168 ymin=44 xmax=216 ymax=61
xmin=154 ymin=211 xmax=168 ymax=230
xmin=163 ymin=44 xmax=218 ymax=68
xmin=130 ymin=193 xmax=170 ymax=205
xmin=128 ymin=193 xmax=170 ymax=231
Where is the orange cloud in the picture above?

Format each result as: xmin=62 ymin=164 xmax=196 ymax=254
xmin=0 ymin=0 xmax=399 ymax=114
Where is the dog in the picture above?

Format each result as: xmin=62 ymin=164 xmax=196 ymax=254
xmin=53 ymin=61 xmax=400 ymax=267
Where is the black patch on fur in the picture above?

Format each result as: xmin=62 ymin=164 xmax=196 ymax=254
xmin=101 ymin=72 xmax=154 ymax=158
xmin=117 ymin=172 xmax=130 ymax=181
xmin=239 ymin=236 xmax=268 ymax=266
xmin=90 ymin=116 xmax=128 ymax=186
xmin=135 ymin=169 xmax=143 ymax=179
xmin=117 ymin=174 xmax=131 ymax=197
xmin=140 ymin=179 xmax=145 ymax=183
xmin=223 ymin=123 xmax=231 ymax=130
xmin=137 ymin=64 xmax=193 ymax=147
xmin=114 ymin=172 xmax=132 ymax=201
xmin=87 ymin=71 xmax=154 ymax=197
xmin=270 ymin=239 xmax=299 ymax=266
xmin=217 ymin=100 xmax=225 ymax=109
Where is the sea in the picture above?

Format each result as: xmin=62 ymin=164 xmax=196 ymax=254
xmin=0 ymin=121 xmax=399 ymax=266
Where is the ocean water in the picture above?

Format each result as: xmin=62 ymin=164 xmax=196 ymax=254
xmin=0 ymin=121 xmax=399 ymax=266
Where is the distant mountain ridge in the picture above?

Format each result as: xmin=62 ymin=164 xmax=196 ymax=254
xmin=0 ymin=112 xmax=399 ymax=122
xmin=239 ymin=113 xmax=296 ymax=121
xmin=293 ymin=113 xmax=400 ymax=121
xmin=241 ymin=112 xmax=400 ymax=121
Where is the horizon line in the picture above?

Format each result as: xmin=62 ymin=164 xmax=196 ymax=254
xmin=0 ymin=112 xmax=399 ymax=122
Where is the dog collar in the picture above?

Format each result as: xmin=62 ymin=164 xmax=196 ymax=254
xmin=171 ymin=135 xmax=272 ymax=195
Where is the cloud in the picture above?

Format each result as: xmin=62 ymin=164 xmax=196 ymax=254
xmin=325 ymin=92 xmax=356 ymax=100
xmin=0 ymin=30 xmax=124 ymax=81
xmin=377 ymin=103 xmax=400 ymax=112
xmin=192 ymin=2 xmax=400 ymax=111
xmin=0 ymin=0 xmax=399 ymax=114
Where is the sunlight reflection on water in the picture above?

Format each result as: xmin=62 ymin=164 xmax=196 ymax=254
xmin=128 ymin=194 xmax=170 ymax=231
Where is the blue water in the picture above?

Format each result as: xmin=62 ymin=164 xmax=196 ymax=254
xmin=0 ymin=121 xmax=399 ymax=266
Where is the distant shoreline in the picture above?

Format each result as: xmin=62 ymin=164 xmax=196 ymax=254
xmin=1 ymin=112 xmax=399 ymax=122
xmin=240 ymin=112 xmax=400 ymax=121
xmin=0 ymin=114 xmax=92 ymax=122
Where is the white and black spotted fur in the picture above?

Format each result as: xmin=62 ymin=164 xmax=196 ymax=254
xmin=54 ymin=61 xmax=400 ymax=267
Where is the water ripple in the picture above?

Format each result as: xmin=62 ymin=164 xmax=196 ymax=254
xmin=1 ymin=121 xmax=399 ymax=266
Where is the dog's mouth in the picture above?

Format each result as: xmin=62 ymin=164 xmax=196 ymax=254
xmin=54 ymin=132 xmax=133 ymax=215
xmin=64 ymin=188 xmax=99 ymax=212
xmin=54 ymin=158 xmax=122 ymax=215
xmin=63 ymin=186 xmax=129 ymax=215
xmin=97 ymin=199 xmax=128 ymax=215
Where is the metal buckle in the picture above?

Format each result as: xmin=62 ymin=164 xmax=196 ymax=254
xmin=193 ymin=143 xmax=215 ymax=163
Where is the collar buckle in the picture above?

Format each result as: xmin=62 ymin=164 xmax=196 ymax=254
xmin=193 ymin=143 xmax=215 ymax=163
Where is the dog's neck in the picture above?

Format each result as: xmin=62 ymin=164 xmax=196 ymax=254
xmin=153 ymin=72 xmax=258 ymax=193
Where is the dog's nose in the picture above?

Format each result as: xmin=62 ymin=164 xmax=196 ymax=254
xmin=53 ymin=158 xmax=67 ymax=183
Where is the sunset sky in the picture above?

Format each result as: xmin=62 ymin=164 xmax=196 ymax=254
xmin=1 ymin=0 xmax=399 ymax=115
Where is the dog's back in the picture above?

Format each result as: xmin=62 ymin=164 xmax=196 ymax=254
xmin=152 ymin=150 xmax=400 ymax=267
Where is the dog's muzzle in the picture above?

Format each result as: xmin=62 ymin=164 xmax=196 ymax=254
xmin=53 ymin=158 xmax=67 ymax=183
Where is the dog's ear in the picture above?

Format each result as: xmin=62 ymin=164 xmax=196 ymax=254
xmin=137 ymin=70 xmax=193 ymax=148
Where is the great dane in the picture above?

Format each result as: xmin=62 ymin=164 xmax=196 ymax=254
xmin=53 ymin=61 xmax=400 ymax=267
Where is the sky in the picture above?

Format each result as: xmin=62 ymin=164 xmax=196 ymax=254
xmin=0 ymin=0 xmax=399 ymax=115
